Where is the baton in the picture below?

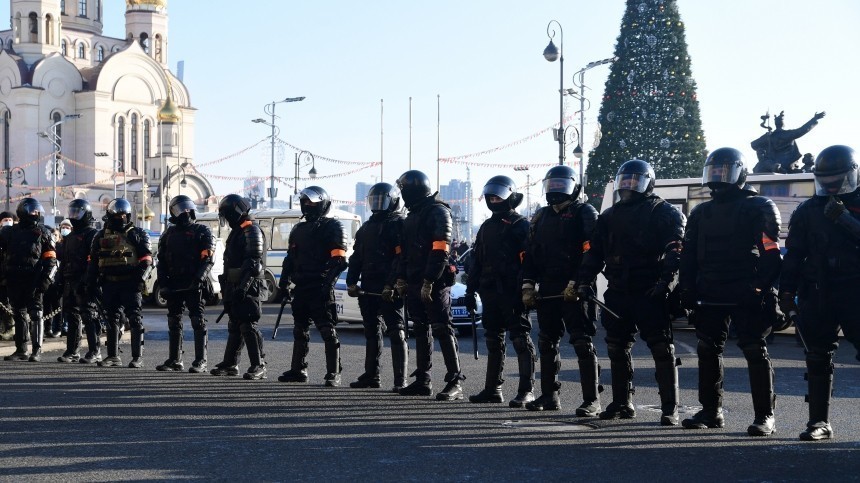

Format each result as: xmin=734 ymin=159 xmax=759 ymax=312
xmin=538 ymin=294 xmax=565 ymax=301
xmin=272 ymin=297 xmax=288 ymax=339
xmin=470 ymin=308 xmax=479 ymax=360
xmin=788 ymin=310 xmax=809 ymax=353
xmin=214 ymin=307 xmax=227 ymax=324
xmin=696 ymin=301 xmax=737 ymax=307
xmin=588 ymin=295 xmax=622 ymax=321
xmin=358 ymin=290 xmax=383 ymax=297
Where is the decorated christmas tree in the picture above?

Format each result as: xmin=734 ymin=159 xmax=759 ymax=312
xmin=585 ymin=0 xmax=707 ymax=204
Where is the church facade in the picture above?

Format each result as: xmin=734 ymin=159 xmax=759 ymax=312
xmin=0 ymin=0 xmax=212 ymax=229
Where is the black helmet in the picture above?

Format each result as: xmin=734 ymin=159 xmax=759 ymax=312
xmin=299 ymin=186 xmax=332 ymax=221
xmin=813 ymin=145 xmax=858 ymax=196
xmin=703 ymin=147 xmax=748 ymax=194
xmin=67 ymin=199 xmax=93 ymax=221
xmin=16 ymin=198 xmax=44 ymax=225
xmin=105 ymin=198 xmax=133 ymax=230
xmin=366 ymin=182 xmax=401 ymax=213
xmin=396 ymin=170 xmax=432 ymax=209
xmin=218 ymin=194 xmax=251 ymax=227
xmin=169 ymin=195 xmax=197 ymax=225
xmin=542 ymin=165 xmax=580 ymax=205
xmin=483 ymin=175 xmax=523 ymax=212
xmin=615 ymin=159 xmax=655 ymax=203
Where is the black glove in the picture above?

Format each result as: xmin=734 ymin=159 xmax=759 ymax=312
xmin=465 ymin=292 xmax=477 ymax=313
xmin=276 ymin=287 xmax=292 ymax=304
xmin=778 ymin=291 xmax=798 ymax=315
xmin=646 ymin=280 xmax=670 ymax=301
xmin=233 ymin=283 xmax=250 ymax=301
xmin=347 ymin=285 xmax=361 ymax=297
xmin=381 ymin=285 xmax=396 ymax=303
xmin=36 ymin=277 xmax=51 ymax=294
xmin=576 ymin=284 xmax=595 ymax=301
xmin=680 ymin=289 xmax=697 ymax=311
xmin=824 ymin=196 xmax=847 ymax=222
xmin=744 ymin=287 xmax=765 ymax=309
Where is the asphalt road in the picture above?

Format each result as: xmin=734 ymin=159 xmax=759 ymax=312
xmin=1 ymin=305 xmax=859 ymax=482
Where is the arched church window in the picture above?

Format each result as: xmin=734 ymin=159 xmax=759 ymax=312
xmin=78 ymin=0 xmax=87 ymax=18
xmin=117 ymin=117 xmax=125 ymax=173
xmin=97 ymin=45 xmax=104 ymax=62
xmin=154 ymin=35 xmax=162 ymax=63
xmin=61 ymin=39 xmax=67 ymax=56
xmin=131 ymin=114 xmax=139 ymax=173
xmin=139 ymin=33 xmax=149 ymax=54
xmin=61 ymin=0 xmax=66 ymax=15
xmin=52 ymin=112 xmax=63 ymax=151
xmin=28 ymin=13 xmax=38 ymax=42
xmin=45 ymin=15 xmax=53 ymax=45
xmin=143 ymin=120 xmax=151 ymax=158
xmin=77 ymin=42 xmax=85 ymax=59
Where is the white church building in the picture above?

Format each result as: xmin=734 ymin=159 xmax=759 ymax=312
xmin=0 ymin=0 xmax=213 ymax=229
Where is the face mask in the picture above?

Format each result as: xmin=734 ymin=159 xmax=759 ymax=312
xmin=0 ymin=220 xmax=12 ymax=227
xmin=61 ymin=228 xmax=71 ymax=237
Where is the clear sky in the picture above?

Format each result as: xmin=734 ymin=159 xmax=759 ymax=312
xmin=10 ymin=0 xmax=860 ymax=217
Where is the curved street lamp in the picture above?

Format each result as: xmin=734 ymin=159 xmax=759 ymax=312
xmin=543 ymin=20 xmax=564 ymax=166
xmin=293 ymin=150 xmax=317 ymax=209
xmin=5 ymin=167 xmax=28 ymax=210
xmin=253 ymin=96 xmax=305 ymax=209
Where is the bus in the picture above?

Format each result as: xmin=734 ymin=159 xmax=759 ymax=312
xmin=196 ymin=208 xmax=362 ymax=303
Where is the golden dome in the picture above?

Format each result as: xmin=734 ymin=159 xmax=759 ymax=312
xmin=158 ymin=96 xmax=181 ymax=123
xmin=126 ymin=0 xmax=167 ymax=10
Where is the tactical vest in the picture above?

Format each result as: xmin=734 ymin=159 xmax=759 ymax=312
xmin=403 ymin=200 xmax=451 ymax=280
xmin=161 ymin=224 xmax=202 ymax=278
xmin=97 ymin=228 xmax=138 ymax=275
xmin=531 ymin=204 xmax=586 ymax=283
xmin=478 ymin=213 xmax=526 ymax=289
xmin=604 ymin=198 xmax=664 ymax=287
xmin=696 ymin=198 xmax=758 ymax=284
xmin=356 ymin=215 xmax=402 ymax=282
xmin=799 ymin=200 xmax=860 ymax=285
xmin=61 ymin=226 xmax=97 ymax=279
xmin=4 ymin=225 xmax=44 ymax=275
xmin=289 ymin=218 xmax=340 ymax=284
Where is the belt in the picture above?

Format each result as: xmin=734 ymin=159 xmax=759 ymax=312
xmin=105 ymin=274 xmax=134 ymax=282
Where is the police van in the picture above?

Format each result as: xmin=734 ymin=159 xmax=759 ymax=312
xmin=195 ymin=208 xmax=362 ymax=304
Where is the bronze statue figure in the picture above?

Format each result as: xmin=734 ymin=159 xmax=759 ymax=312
xmin=751 ymin=111 xmax=825 ymax=173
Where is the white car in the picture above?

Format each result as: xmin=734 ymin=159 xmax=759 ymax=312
xmin=333 ymin=273 xmax=483 ymax=335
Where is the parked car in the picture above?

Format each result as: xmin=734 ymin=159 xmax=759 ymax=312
xmin=333 ymin=273 xmax=483 ymax=335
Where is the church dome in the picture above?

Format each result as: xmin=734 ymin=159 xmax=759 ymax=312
xmin=158 ymin=97 xmax=181 ymax=123
xmin=126 ymin=0 xmax=167 ymax=10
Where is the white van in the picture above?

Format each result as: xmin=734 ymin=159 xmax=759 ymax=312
xmin=196 ymin=208 xmax=362 ymax=303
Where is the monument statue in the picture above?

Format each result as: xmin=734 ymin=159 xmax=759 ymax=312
xmin=750 ymin=110 xmax=825 ymax=173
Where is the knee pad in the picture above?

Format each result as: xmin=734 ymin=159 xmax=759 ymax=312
xmin=740 ymin=342 xmax=769 ymax=363
xmin=606 ymin=341 xmax=632 ymax=361
xmin=696 ymin=337 xmax=722 ymax=358
xmin=573 ymin=340 xmax=596 ymax=359
xmin=190 ymin=316 xmax=206 ymax=331
xmin=647 ymin=341 xmax=675 ymax=363
xmin=806 ymin=350 xmax=834 ymax=375
xmin=511 ymin=335 xmax=533 ymax=355
xmin=538 ymin=334 xmax=559 ymax=354
xmin=430 ymin=322 xmax=453 ymax=339
xmin=167 ymin=315 xmax=183 ymax=332
xmin=319 ymin=325 xmax=338 ymax=343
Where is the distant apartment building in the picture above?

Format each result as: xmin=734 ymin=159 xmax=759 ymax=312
xmin=354 ymin=181 xmax=372 ymax=221
xmin=440 ymin=179 xmax=473 ymax=242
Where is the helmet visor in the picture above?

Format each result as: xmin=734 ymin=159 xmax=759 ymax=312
xmin=367 ymin=193 xmax=393 ymax=211
xmin=169 ymin=199 xmax=196 ymax=218
xmin=67 ymin=205 xmax=88 ymax=220
xmin=542 ymin=178 xmax=575 ymax=195
xmin=299 ymin=188 xmax=324 ymax=203
xmin=615 ymin=173 xmax=651 ymax=193
xmin=703 ymin=164 xmax=742 ymax=185
xmin=482 ymin=182 xmax=514 ymax=200
xmin=815 ymin=171 xmax=859 ymax=196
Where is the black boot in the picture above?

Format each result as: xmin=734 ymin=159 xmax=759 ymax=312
xmin=652 ymin=342 xmax=680 ymax=426
xmin=28 ymin=314 xmax=44 ymax=362
xmin=574 ymin=341 xmax=602 ymax=417
xmin=470 ymin=336 xmax=504 ymax=403
xmin=279 ymin=332 xmax=310 ymax=382
xmin=437 ymin=330 xmax=462 ymax=383
xmin=128 ymin=327 xmax=145 ymax=368
xmin=242 ymin=327 xmax=267 ymax=380
xmin=211 ymin=330 xmax=243 ymax=376
xmin=157 ymin=330 xmax=184 ymax=371
xmin=599 ymin=342 xmax=636 ymax=420
xmin=351 ymin=328 xmax=380 ymax=388
xmin=800 ymin=354 xmax=834 ymax=441
xmin=5 ymin=315 xmax=29 ymax=361
xmin=99 ymin=321 xmax=122 ymax=367
xmin=322 ymin=327 xmax=341 ymax=387
xmin=510 ymin=335 xmax=536 ymax=408
xmin=744 ymin=345 xmax=776 ymax=436
xmin=436 ymin=373 xmax=465 ymax=401
xmin=683 ymin=340 xmax=724 ymax=429
xmin=400 ymin=332 xmax=433 ymax=396
xmin=526 ymin=337 xmax=561 ymax=411
xmin=389 ymin=330 xmax=408 ymax=392
xmin=189 ymin=329 xmax=208 ymax=373
xmin=58 ymin=316 xmax=82 ymax=363
xmin=81 ymin=316 xmax=102 ymax=364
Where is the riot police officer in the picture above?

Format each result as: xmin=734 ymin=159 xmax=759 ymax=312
xmin=57 ymin=199 xmax=100 ymax=363
xmin=679 ymin=148 xmax=782 ymax=436
xmin=395 ymin=170 xmax=464 ymax=400
xmin=87 ymin=198 xmax=152 ymax=368
xmin=0 ymin=198 xmax=57 ymax=362
xmin=345 ymin=183 xmax=408 ymax=391
xmin=0 ymin=211 xmax=12 ymax=341
xmin=578 ymin=160 xmax=685 ymax=425
xmin=466 ymin=176 xmax=536 ymax=407
xmin=779 ymin=145 xmax=860 ymax=441
xmin=521 ymin=166 xmax=600 ymax=413
xmin=156 ymin=195 xmax=215 ymax=373
xmin=277 ymin=186 xmax=348 ymax=387
xmin=210 ymin=194 xmax=268 ymax=380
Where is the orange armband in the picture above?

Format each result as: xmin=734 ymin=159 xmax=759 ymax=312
xmin=431 ymin=241 xmax=449 ymax=251
xmin=761 ymin=233 xmax=779 ymax=252
xmin=139 ymin=255 xmax=153 ymax=262
xmin=330 ymin=249 xmax=346 ymax=257
xmin=42 ymin=250 xmax=57 ymax=259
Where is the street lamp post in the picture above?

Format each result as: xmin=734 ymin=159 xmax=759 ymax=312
xmin=165 ymin=163 xmax=188 ymax=201
xmin=5 ymin=167 xmax=28 ymax=209
xmin=39 ymin=114 xmax=80 ymax=221
xmin=513 ymin=165 xmax=531 ymax=218
xmin=253 ymin=97 xmax=305 ymax=209
xmin=543 ymin=20 xmax=564 ymax=166
xmin=293 ymin=150 xmax=316 ymax=209
xmin=568 ymin=56 xmax=617 ymax=186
